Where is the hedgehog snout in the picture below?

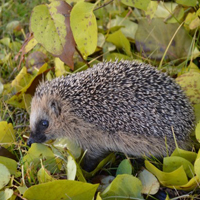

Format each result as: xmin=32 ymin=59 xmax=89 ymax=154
xmin=27 ymin=137 xmax=34 ymax=147
xmin=27 ymin=131 xmax=47 ymax=146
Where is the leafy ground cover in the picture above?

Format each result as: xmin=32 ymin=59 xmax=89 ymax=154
xmin=0 ymin=0 xmax=200 ymax=199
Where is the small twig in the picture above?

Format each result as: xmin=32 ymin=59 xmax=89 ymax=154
xmin=94 ymin=0 xmax=114 ymax=11
xmin=75 ymin=46 xmax=90 ymax=68
xmin=13 ymin=192 xmax=28 ymax=200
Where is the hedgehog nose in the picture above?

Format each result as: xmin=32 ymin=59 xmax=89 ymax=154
xmin=27 ymin=137 xmax=34 ymax=147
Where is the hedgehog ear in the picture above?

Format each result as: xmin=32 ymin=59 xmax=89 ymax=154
xmin=50 ymin=100 xmax=61 ymax=117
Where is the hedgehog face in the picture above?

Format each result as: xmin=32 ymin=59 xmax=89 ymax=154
xmin=27 ymin=94 xmax=62 ymax=146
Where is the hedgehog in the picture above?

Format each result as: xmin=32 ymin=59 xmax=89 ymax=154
xmin=28 ymin=60 xmax=195 ymax=170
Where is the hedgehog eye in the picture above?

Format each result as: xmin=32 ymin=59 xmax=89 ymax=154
xmin=40 ymin=120 xmax=49 ymax=129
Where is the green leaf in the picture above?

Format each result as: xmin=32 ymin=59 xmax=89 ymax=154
xmin=116 ymin=159 xmax=132 ymax=176
xmin=0 ymin=164 xmax=10 ymax=190
xmin=0 ymin=121 xmax=15 ymax=147
xmin=30 ymin=3 xmax=66 ymax=55
xmin=145 ymin=160 xmax=188 ymax=186
xmin=171 ymin=148 xmax=197 ymax=163
xmin=194 ymin=158 xmax=200 ymax=180
xmin=0 ymin=188 xmax=13 ymax=200
xmin=138 ymin=169 xmax=160 ymax=195
xmin=121 ymin=0 xmax=151 ymax=10
xmin=163 ymin=156 xmax=194 ymax=178
xmin=195 ymin=122 xmax=200 ymax=143
xmin=106 ymin=30 xmax=131 ymax=56
xmin=101 ymin=174 xmax=144 ymax=200
xmin=53 ymin=138 xmax=82 ymax=159
xmin=70 ymin=1 xmax=97 ymax=57
xmin=37 ymin=165 xmax=55 ymax=183
xmin=194 ymin=149 xmax=200 ymax=179
xmin=0 ymin=156 xmax=19 ymax=177
xmin=23 ymin=143 xmax=58 ymax=173
xmin=176 ymin=0 xmax=197 ymax=7
xmin=23 ymin=180 xmax=98 ymax=200
xmin=108 ymin=16 xmax=138 ymax=40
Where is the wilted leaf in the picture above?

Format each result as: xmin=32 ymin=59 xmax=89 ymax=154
xmin=194 ymin=104 xmax=200 ymax=123
xmin=0 ymin=146 xmax=17 ymax=160
xmin=23 ymin=180 xmax=98 ymax=200
xmin=0 ymin=156 xmax=19 ymax=177
xmin=121 ymin=0 xmax=150 ymax=10
xmin=7 ymin=63 xmax=49 ymax=110
xmin=176 ymin=65 xmax=200 ymax=105
xmin=145 ymin=160 xmax=188 ymax=186
xmin=0 ymin=188 xmax=13 ymax=200
xmin=6 ymin=21 xmax=21 ymax=33
xmin=138 ymin=169 xmax=160 ymax=195
xmin=70 ymin=1 xmax=97 ymax=58
xmin=23 ymin=143 xmax=59 ymax=173
xmin=15 ymin=33 xmax=38 ymax=69
xmin=101 ymin=174 xmax=144 ymax=200
xmin=145 ymin=1 xmax=158 ymax=20
xmin=26 ymin=51 xmax=48 ymax=69
xmin=37 ymin=165 xmax=55 ymax=183
xmin=24 ymin=35 xmax=38 ymax=53
xmin=185 ymin=9 xmax=200 ymax=31
xmin=30 ymin=1 xmax=75 ymax=68
xmin=163 ymin=156 xmax=194 ymax=178
xmin=6 ymin=93 xmax=32 ymax=111
xmin=171 ymin=148 xmax=197 ymax=163
xmin=0 ymin=121 xmax=15 ymax=146
xmin=135 ymin=18 xmax=194 ymax=61
xmin=0 ymin=164 xmax=10 ymax=190
xmin=11 ymin=67 xmax=32 ymax=93
xmin=107 ymin=30 xmax=131 ymax=56
xmin=116 ymin=159 xmax=132 ymax=176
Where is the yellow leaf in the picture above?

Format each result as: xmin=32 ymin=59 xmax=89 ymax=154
xmin=0 ymin=121 xmax=15 ymax=147
xmin=145 ymin=160 xmax=188 ymax=186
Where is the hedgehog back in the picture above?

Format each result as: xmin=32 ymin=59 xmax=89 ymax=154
xmin=36 ymin=60 xmax=194 ymax=140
